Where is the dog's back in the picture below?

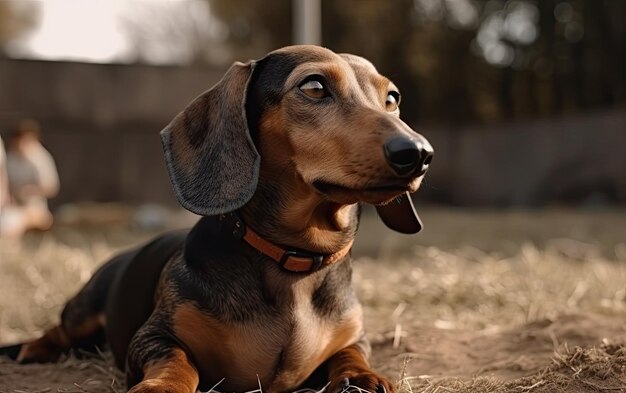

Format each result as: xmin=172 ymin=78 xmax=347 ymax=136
xmin=105 ymin=230 xmax=188 ymax=368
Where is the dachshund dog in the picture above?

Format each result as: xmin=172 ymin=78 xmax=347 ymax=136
xmin=0 ymin=45 xmax=433 ymax=393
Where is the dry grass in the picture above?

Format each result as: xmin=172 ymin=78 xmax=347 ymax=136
xmin=355 ymin=236 xmax=626 ymax=393
xmin=0 ymin=237 xmax=116 ymax=344
xmin=357 ymin=241 xmax=626 ymax=333
xmin=1 ymin=207 xmax=626 ymax=392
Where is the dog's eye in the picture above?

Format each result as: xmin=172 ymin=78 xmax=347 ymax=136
xmin=386 ymin=92 xmax=400 ymax=111
xmin=299 ymin=78 xmax=327 ymax=99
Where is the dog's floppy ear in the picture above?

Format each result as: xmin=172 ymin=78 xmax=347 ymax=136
xmin=375 ymin=192 xmax=423 ymax=234
xmin=160 ymin=61 xmax=260 ymax=216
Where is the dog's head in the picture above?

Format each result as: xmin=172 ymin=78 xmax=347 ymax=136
xmin=161 ymin=45 xmax=433 ymax=234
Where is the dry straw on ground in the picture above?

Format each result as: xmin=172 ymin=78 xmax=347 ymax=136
xmin=1 ymin=209 xmax=626 ymax=392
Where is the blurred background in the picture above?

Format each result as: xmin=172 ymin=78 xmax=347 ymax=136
xmin=1 ymin=0 xmax=625 ymax=211
xmin=1 ymin=2 xmax=626 ymax=389
xmin=0 ymin=0 xmax=624 ymax=253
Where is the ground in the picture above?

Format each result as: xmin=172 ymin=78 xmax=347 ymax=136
xmin=1 ymin=206 xmax=625 ymax=393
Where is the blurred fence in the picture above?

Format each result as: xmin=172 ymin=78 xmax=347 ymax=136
xmin=424 ymin=110 xmax=626 ymax=206
xmin=0 ymin=59 xmax=223 ymax=206
xmin=1 ymin=59 xmax=625 ymax=207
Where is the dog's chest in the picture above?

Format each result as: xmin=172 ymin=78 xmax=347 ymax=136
xmin=173 ymin=274 xmax=362 ymax=392
xmin=268 ymin=293 xmax=363 ymax=392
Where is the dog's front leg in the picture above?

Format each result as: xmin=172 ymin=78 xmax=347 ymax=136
xmin=127 ymin=346 xmax=198 ymax=393
xmin=126 ymin=323 xmax=199 ymax=393
xmin=326 ymin=338 xmax=395 ymax=393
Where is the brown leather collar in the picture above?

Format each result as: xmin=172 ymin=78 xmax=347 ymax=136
xmin=220 ymin=213 xmax=353 ymax=273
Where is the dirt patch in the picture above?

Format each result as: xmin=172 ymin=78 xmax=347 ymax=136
xmin=373 ymin=313 xmax=626 ymax=392
xmin=1 ymin=314 xmax=625 ymax=392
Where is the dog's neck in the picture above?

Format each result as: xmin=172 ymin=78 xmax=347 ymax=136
xmin=239 ymin=178 xmax=359 ymax=254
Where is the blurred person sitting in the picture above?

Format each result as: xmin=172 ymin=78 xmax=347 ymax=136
xmin=0 ymin=120 xmax=60 ymax=238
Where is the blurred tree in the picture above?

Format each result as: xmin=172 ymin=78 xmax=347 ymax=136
xmin=118 ymin=0 xmax=293 ymax=65
xmin=210 ymin=0 xmax=291 ymax=61
xmin=208 ymin=0 xmax=626 ymax=127
xmin=119 ymin=1 xmax=228 ymax=65
xmin=1 ymin=0 xmax=622 ymax=126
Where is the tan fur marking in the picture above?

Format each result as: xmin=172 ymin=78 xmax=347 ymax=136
xmin=173 ymin=295 xmax=362 ymax=393
xmin=16 ymin=325 xmax=72 ymax=363
xmin=173 ymin=303 xmax=283 ymax=391
xmin=242 ymin=106 xmax=357 ymax=253
xmin=131 ymin=348 xmax=198 ymax=393
xmin=326 ymin=344 xmax=395 ymax=393
xmin=17 ymin=312 xmax=106 ymax=363
xmin=172 ymin=304 xmax=229 ymax=384
xmin=270 ymin=294 xmax=363 ymax=392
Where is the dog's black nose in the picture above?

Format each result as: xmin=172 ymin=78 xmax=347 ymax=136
xmin=383 ymin=136 xmax=433 ymax=177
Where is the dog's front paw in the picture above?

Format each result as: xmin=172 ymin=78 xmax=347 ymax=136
xmin=329 ymin=371 xmax=395 ymax=393
xmin=127 ymin=380 xmax=167 ymax=393
xmin=128 ymin=379 xmax=193 ymax=393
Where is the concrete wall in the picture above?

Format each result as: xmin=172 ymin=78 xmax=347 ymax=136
xmin=1 ymin=59 xmax=624 ymax=207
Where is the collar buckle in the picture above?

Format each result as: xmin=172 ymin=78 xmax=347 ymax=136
xmin=280 ymin=250 xmax=324 ymax=272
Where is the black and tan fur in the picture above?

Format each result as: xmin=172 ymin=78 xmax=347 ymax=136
xmin=0 ymin=46 xmax=433 ymax=393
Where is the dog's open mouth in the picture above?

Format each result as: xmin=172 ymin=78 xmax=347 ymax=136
xmin=313 ymin=180 xmax=415 ymax=204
